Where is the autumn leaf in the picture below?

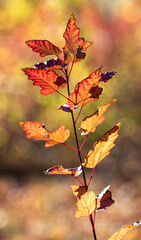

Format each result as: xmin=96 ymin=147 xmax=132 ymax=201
xmin=83 ymin=123 xmax=120 ymax=168
xmin=34 ymin=58 xmax=66 ymax=70
xmin=26 ymin=40 xmax=62 ymax=57
xmin=80 ymin=99 xmax=116 ymax=135
xmin=22 ymin=68 xmax=66 ymax=95
xmin=63 ymin=14 xmax=93 ymax=64
xmin=20 ymin=122 xmax=70 ymax=147
xmin=100 ymin=71 xmax=117 ymax=82
xmin=96 ymin=185 xmax=114 ymax=211
xmin=109 ymin=221 xmax=141 ymax=240
xmin=68 ymin=68 xmax=103 ymax=110
xmin=44 ymin=165 xmax=82 ymax=176
xmin=75 ymin=191 xmax=96 ymax=218
xmin=72 ymin=186 xmax=96 ymax=218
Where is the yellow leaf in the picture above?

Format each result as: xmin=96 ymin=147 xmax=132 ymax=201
xmin=109 ymin=221 xmax=141 ymax=240
xmin=83 ymin=123 xmax=120 ymax=168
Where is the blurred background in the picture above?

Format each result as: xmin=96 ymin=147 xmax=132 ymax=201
xmin=0 ymin=0 xmax=141 ymax=239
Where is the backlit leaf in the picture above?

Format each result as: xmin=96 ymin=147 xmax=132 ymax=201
xmin=96 ymin=185 xmax=114 ymax=211
xmin=20 ymin=122 xmax=70 ymax=147
xmin=75 ymin=190 xmax=96 ymax=218
xmin=83 ymin=123 xmax=120 ymax=168
xmin=109 ymin=221 xmax=141 ymax=240
xmin=80 ymin=99 xmax=116 ymax=135
xmin=68 ymin=68 xmax=103 ymax=110
xmin=22 ymin=68 xmax=66 ymax=95
xmin=44 ymin=165 xmax=82 ymax=176
xmin=63 ymin=14 xmax=93 ymax=63
xmin=26 ymin=40 xmax=62 ymax=57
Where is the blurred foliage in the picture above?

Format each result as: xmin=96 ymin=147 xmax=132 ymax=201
xmin=0 ymin=0 xmax=141 ymax=238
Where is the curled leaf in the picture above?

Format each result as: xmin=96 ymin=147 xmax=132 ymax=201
xmin=22 ymin=68 xmax=66 ymax=95
xmin=96 ymin=185 xmax=115 ymax=211
xmin=34 ymin=58 xmax=66 ymax=70
xmin=44 ymin=165 xmax=82 ymax=176
xmin=58 ymin=103 xmax=80 ymax=112
xmin=109 ymin=220 xmax=141 ymax=240
xmin=26 ymin=40 xmax=62 ymax=57
xmin=83 ymin=123 xmax=121 ymax=168
xmin=63 ymin=14 xmax=93 ymax=64
xmin=20 ymin=122 xmax=70 ymax=147
xmin=80 ymin=99 xmax=116 ymax=135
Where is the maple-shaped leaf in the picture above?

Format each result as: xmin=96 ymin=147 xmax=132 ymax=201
xmin=63 ymin=14 xmax=93 ymax=64
xmin=22 ymin=68 xmax=66 ymax=95
xmin=44 ymin=165 xmax=82 ymax=176
xmin=109 ymin=220 xmax=141 ymax=240
xmin=96 ymin=185 xmax=114 ymax=211
xmin=26 ymin=40 xmax=62 ymax=57
xmin=34 ymin=58 xmax=67 ymax=70
xmin=80 ymin=99 xmax=116 ymax=135
xmin=83 ymin=123 xmax=120 ymax=168
xmin=20 ymin=122 xmax=70 ymax=147
xmin=68 ymin=68 xmax=103 ymax=110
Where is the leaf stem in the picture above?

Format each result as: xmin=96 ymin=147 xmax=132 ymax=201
xmin=79 ymin=135 xmax=89 ymax=152
xmin=74 ymin=176 xmax=84 ymax=186
xmin=63 ymin=143 xmax=78 ymax=153
xmin=87 ymin=166 xmax=96 ymax=188
xmin=65 ymin=69 xmax=97 ymax=240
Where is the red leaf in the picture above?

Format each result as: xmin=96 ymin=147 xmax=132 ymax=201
xmin=26 ymin=40 xmax=62 ymax=57
xmin=68 ymin=68 xmax=102 ymax=110
xmin=20 ymin=122 xmax=70 ymax=147
xmin=63 ymin=14 xmax=93 ymax=63
xmin=22 ymin=68 xmax=66 ymax=95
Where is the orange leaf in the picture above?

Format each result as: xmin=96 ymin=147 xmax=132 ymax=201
xmin=80 ymin=99 xmax=116 ymax=135
xmin=46 ymin=125 xmax=70 ymax=147
xmin=109 ymin=221 xmax=141 ymax=240
xmin=63 ymin=14 xmax=93 ymax=64
xmin=96 ymin=185 xmax=114 ymax=211
xmin=75 ymin=190 xmax=96 ymax=218
xmin=26 ymin=40 xmax=62 ymax=57
xmin=44 ymin=165 xmax=82 ymax=176
xmin=20 ymin=122 xmax=70 ymax=147
xmin=22 ymin=68 xmax=66 ymax=95
xmin=68 ymin=68 xmax=102 ymax=110
xmin=83 ymin=123 xmax=120 ymax=168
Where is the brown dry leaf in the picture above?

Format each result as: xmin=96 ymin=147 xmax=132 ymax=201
xmin=80 ymin=99 xmax=116 ymax=135
xmin=83 ymin=123 xmax=120 ymax=168
xmin=109 ymin=221 xmax=141 ymax=240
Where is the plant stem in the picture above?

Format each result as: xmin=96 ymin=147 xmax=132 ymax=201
xmin=65 ymin=69 xmax=97 ymax=240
